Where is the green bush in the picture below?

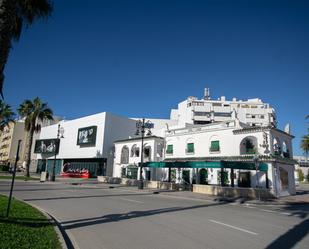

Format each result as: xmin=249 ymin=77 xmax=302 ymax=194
xmin=297 ymin=169 xmax=304 ymax=182
xmin=0 ymin=165 xmax=9 ymax=171
xmin=306 ymin=172 xmax=309 ymax=182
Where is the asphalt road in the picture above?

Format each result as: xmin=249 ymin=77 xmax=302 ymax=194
xmin=0 ymin=180 xmax=308 ymax=249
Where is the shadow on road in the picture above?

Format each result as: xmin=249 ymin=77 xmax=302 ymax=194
xmin=265 ymin=218 xmax=309 ymax=249
xmin=264 ymin=203 xmax=309 ymax=249
xmin=23 ymin=192 xmax=155 ymax=201
xmin=61 ymin=200 xmax=230 ymax=230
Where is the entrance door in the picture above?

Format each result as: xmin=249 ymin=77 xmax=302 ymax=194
xmin=146 ymin=170 xmax=151 ymax=181
xmin=199 ymin=169 xmax=208 ymax=184
xmin=238 ymin=171 xmax=251 ymax=187
xmin=182 ymin=170 xmax=190 ymax=183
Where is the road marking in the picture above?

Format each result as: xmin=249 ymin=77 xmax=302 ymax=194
xmin=118 ymin=198 xmax=144 ymax=204
xmin=280 ymin=212 xmax=291 ymax=215
xmin=260 ymin=209 xmax=276 ymax=213
xmin=209 ymin=219 xmax=258 ymax=235
xmin=243 ymin=205 xmax=256 ymax=209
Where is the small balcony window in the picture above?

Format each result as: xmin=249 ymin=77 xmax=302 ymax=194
xmin=210 ymin=141 xmax=220 ymax=152
xmin=166 ymin=144 xmax=173 ymax=154
xmin=186 ymin=143 xmax=194 ymax=153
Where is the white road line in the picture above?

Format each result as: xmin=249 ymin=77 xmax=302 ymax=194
xmin=280 ymin=212 xmax=292 ymax=215
xmin=243 ymin=206 xmax=256 ymax=209
xmin=209 ymin=219 xmax=258 ymax=235
xmin=260 ymin=209 xmax=277 ymax=213
xmin=118 ymin=197 xmax=144 ymax=204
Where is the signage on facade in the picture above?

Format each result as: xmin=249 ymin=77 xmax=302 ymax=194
xmin=34 ymin=139 xmax=60 ymax=154
xmin=77 ymin=126 xmax=97 ymax=146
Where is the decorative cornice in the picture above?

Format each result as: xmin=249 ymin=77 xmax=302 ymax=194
xmin=233 ymin=126 xmax=294 ymax=138
xmin=164 ymin=154 xmax=297 ymax=165
xmin=114 ymin=135 xmax=164 ymax=143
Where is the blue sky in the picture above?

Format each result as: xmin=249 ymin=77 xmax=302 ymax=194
xmin=5 ymin=0 xmax=309 ymax=155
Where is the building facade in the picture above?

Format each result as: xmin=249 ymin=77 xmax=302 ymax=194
xmin=170 ymin=88 xmax=277 ymax=127
xmin=113 ymin=119 xmax=296 ymax=197
xmin=0 ymin=121 xmax=28 ymax=168
xmin=36 ymin=112 xmax=138 ymax=177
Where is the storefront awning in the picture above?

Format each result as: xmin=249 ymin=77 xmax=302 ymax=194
xmin=143 ymin=161 xmax=268 ymax=171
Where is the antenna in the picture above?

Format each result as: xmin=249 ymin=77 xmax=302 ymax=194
xmin=204 ymin=88 xmax=210 ymax=100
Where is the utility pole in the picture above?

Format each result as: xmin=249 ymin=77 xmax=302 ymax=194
xmin=6 ymin=140 xmax=22 ymax=218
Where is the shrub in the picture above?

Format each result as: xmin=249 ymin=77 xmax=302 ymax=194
xmin=0 ymin=165 xmax=9 ymax=171
xmin=297 ymin=169 xmax=304 ymax=182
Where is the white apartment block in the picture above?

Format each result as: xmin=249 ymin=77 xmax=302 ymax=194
xmin=170 ymin=88 xmax=277 ymax=128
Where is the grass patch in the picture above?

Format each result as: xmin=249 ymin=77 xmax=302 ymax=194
xmin=0 ymin=195 xmax=62 ymax=249
xmin=0 ymin=176 xmax=39 ymax=181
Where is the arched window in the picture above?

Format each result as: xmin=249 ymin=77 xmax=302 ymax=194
xmin=273 ymin=137 xmax=281 ymax=156
xmin=156 ymin=143 xmax=163 ymax=157
xmin=282 ymin=141 xmax=290 ymax=158
xmin=121 ymin=146 xmax=129 ymax=164
xmin=130 ymin=144 xmax=140 ymax=157
xmin=144 ymin=144 xmax=151 ymax=158
xmin=240 ymin=136 xmax=257 ymax=155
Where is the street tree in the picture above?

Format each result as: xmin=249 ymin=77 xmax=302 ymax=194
xmin=18 ymin=97 xmax=53 ymax=177
xmin=0 ymin=0 xmax=53 ymax=98
xmin=0 ymin=99 xmax=15 ymax=131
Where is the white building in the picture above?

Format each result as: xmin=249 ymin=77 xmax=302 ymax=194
xmin=36 ymin=113 xmax=178 ymax=177
xmin=170 ymin=88 xmax=277 ymax=128
xmin=36 ymin=112 xmax=137 ymax=177
xmin=113 ymin=136 xmax=165 ymax=181
xmin=113 ymin=119 xmax=296 ymax=197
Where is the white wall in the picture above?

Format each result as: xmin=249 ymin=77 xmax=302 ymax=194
xmin=37 ymin=113 xmax=107 ymax=160
xmin=103 ymin=113 xmax=137 ymax=176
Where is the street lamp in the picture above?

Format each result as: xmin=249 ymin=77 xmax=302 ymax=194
xmin=50 ymin=124 xmax=64 ymax=181
xmin=253 ymin=154 xmax=261 ymax=201
xmin=135 ymin=118 xmax=154 ymax=189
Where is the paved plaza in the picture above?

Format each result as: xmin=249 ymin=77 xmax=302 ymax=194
xmin=1 ymin=180 xmax=308 ymax=249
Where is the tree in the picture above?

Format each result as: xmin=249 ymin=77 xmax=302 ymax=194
xmin=0 ymin=99 xmax=15 ymax=131
xmin=301 ymin=135 xmax=309 ymax=161
xmin=301 ymin=115 xmax=309 ymax=162
xmin=0 ymin=0 xmax=53 ymax=98
xmin=18 ymin=97 xmax=53 ymax=177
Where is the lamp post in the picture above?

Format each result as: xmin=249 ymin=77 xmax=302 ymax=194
xmin=253 ymin=154 xmax=261 ymax=201
xmin=135 ymin=118 xmax=153 ymax=190
xmin=50 ymin=124 xmax=64 ymax=181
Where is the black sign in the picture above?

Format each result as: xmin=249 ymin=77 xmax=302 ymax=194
xmin=34 ymin=139 xmax=60 ymax=154
xmin=77 ymin=126 xmax=97 ymax=145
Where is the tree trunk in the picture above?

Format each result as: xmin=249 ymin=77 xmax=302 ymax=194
xmin=0 ymin=0 xmax=15 ymax=97
xmin=25 ymin=127 xmax=34 ymax=177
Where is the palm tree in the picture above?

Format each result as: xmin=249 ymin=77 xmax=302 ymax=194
xmin=301 ymin=135 xmax=309 ymax=163
xmin=18 ymin=97 xmax=53 ymax=177
xmin=0 ymin=0 xmax=53 ymax=98
xmin=0 ymin=100 xmax=15 ymax=131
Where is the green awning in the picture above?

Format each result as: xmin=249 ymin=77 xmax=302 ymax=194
xmin=143 ymin=161 xmax=268 ymax=171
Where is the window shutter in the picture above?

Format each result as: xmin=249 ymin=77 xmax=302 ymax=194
xmin=210 ymin=141 xmax=220 ymax=152
xmin=187 ymin=143 xmax=194 ymax=153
